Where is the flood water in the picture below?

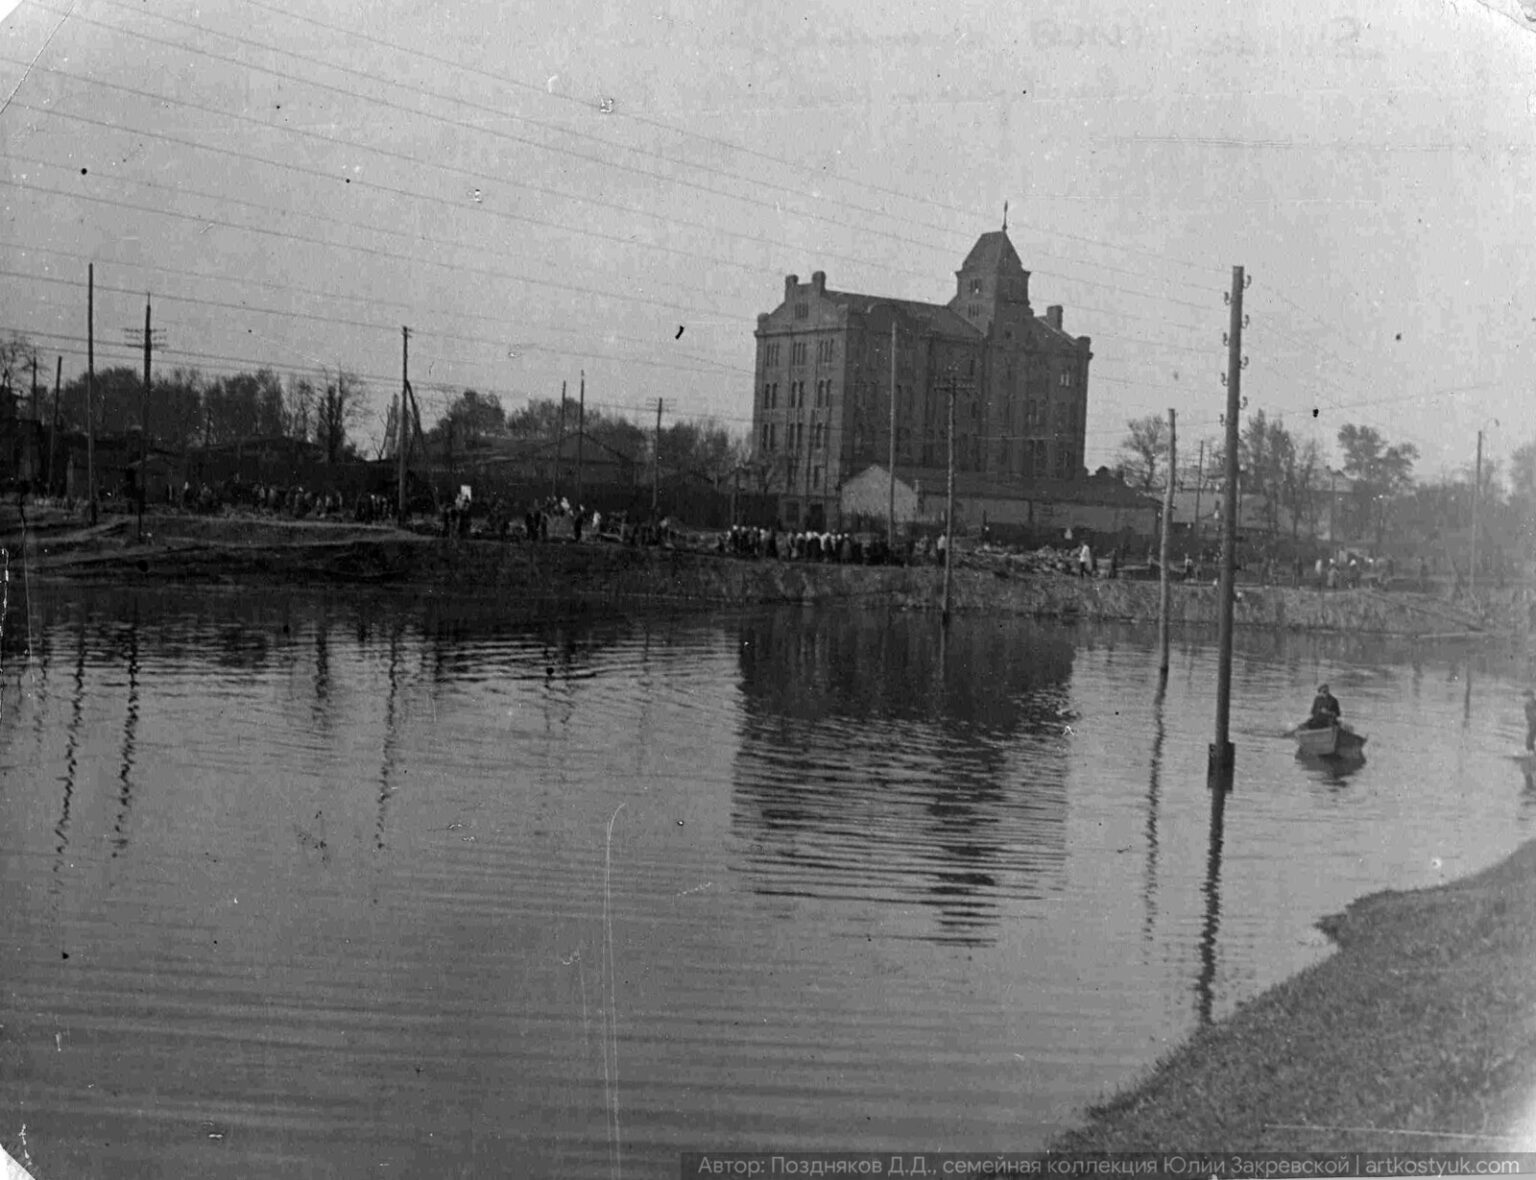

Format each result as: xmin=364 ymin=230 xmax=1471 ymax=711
xmin=2 ymin=585 xmax=1534 ymax=1177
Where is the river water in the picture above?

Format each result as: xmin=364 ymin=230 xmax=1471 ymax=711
xmin=1 ymin=586 xmax=1533 ymax=1177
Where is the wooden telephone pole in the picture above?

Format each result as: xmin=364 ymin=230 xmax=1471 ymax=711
xmin=941 ymin=371 xmax=957 ymax=625
xmin=1210 ymin=266 xmax=1246 ymax=787
xmin=87 ymin=264 xmax=96 ymax=525
xmin=576 ymin=370 xmax=586 ymax=507
xmin=887 ymin=320 xmax=898 ymax=551
xmin=122 ymin=293 xmax=166 ymax=541
xmin=1158 ymin=408 xmax=1177 ymax=682
xmin=48 ymin=356 xmax=60 ymax=496
xmin=397 ymin=328 xmax=409 ymax=524
xmin=652 ymin=398 xmax=662 ymax=516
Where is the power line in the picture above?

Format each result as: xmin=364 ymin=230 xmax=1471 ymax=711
xmin=5 ymin=63 xmax=1223 ymax=319
xmin=4 ymin=150 xmax=1226 ymax=374
xmin=120 ymin=0 xmax=1233 ymax=287
xmin=0 ymin=178 xmax=740 ymax=324
xmin=16 ymin=4 xmax=1007 ymax=265
xmin=10 ymin=241 xmax=747 ymax=363
xmin=242 ymin=0 xmax=1232 ymax=281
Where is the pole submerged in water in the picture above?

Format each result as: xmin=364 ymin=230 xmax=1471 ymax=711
xmin=1158 ymin=407 xmax=1176 ymax=682
xmin=942 ymin=371 xmax=955 ymax=626
xmin=1209 ymin=266 xmax=1245 ymax=788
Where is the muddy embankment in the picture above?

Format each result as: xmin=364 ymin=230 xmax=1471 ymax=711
xmin=2 ymin=510 xmax=1519 ymax=638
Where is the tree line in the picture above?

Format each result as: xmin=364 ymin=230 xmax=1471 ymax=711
xmin=0 ymin=333 xmax=747 ymax=484
xmin=1120 ymin=408 xmax=1536 ymax=565
xmin=398 ymin=386 xmax=749 ymax=486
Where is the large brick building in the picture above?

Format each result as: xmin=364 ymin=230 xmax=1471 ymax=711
xmin=751 ymin=229 xmax=1093 ymax=530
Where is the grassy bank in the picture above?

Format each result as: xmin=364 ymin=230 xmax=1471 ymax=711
xmin=1051 ymin=837 xmax=1536 ymax=1153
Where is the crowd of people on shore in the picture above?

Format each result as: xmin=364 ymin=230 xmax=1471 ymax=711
xmin=718 ymin=525 xmax=912 ymax=565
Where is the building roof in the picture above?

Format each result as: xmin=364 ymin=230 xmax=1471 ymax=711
xmin=878 ymin=466 xmax=1159 ymax=508
xmin=822 ymin=290 xmax=980 ymax=340
xmin=959 ymin=230 xmax=1025 ymax=275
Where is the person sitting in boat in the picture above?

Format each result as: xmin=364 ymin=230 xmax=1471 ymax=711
xmin=1306 ymin=683 xmax=1342 ymax=730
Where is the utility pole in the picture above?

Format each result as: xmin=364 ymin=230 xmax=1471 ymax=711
xmin=652 ymin=397 xmax=662 ymax=516
xmin=1328 ymin=469 xmax=1338 ymax=545
xmin=398 ymin=327 xmax=409 ymax=524
xmin=87 ymin=263 xmax=96 ymax=525
xmin=887 ymin=320 xmax=898 ymax=551
xmin=576 ymin=370 xmax=586 ymax=508
xmin=48 ymin=356 xmax=60 ymax=497
xmin=140 ymin=297 xmax=150 ymax=539
xmin=553 ymin=380 xmax=567 ymax=501
xmin=138 ymin=301 xmax=151 ymax=540
xmin=1158 ymin=408 xmax=1177 ymax=683
xmin=1192 ymin=439 xmax=1205 ymax=540
xmin=1471 ymin=429 xmax=1483 ymax=595
xmin=942 ymin=371 xmax=956 ymax=626
xmin=27 ymin=355 xmax=36 ymax=492
xmin=122 ymin=296 xmax=166 ymax=540
xmin=1209 ymin=265 xmax=1245 ymax=787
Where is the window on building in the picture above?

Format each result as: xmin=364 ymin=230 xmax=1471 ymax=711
xmin=785 ymin=499 xmax=800 ymax=525
xmin=1059 ymin=370 xmax=1072 ymax=388
xmin=792 ymin=341 xmax=808 ymax=365
xmin=813 ymin=467 xmax=822 ymax=489
xmin=795 ymin=301 xmax=808 ymax=320
xmin=970 ymin=278 xmax=983 ymax=295
xmin=760 ymin=424 xmax=770 ymax=452
xmin=967 ymin=303 xmax=979 ymax=319
xmin=769 ymin=423 xmax=777 ymax=450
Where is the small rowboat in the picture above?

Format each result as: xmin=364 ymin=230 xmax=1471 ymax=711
xmin=1293 ymin=722 xmax=1367 ymax=757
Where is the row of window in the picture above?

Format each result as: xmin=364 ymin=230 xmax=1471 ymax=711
xmin=762 ymin=379 xmax=839 ymax=409
xmin=781 ymin=464 xmax=826 ymax=492
xmin=761 ymin=338 xmax=836 ymax=368
xmin=759 ymin=421 xmax=833 ymax=453
xmin=763 ymin=336 xmax=1079 ymax=390
xmin=760 ymin=392 xmax=1080 ymax=436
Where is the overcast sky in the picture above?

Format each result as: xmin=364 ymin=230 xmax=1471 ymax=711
xmin=2 ymin=0 xmax=1535 ymax=479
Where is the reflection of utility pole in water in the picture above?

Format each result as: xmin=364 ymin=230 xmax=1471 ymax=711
xmin=1196 ymin=785 xmax=1228 ymax=1026
xmin=53 ymin=619 xmax=88 ymax=890
xmin=1143 ymin=685 xmax=1167 ymax=946
xmin=111 ymin=612 xmax=141 ymax=858
xmin=376 ymin=624 xmax=403 ymax=851
xmin=1463 ymin=665 xmax=1473 ymax=728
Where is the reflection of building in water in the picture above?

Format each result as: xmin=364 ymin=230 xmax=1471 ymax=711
xmin=731 ymin=608 xmax=1075 ymax=945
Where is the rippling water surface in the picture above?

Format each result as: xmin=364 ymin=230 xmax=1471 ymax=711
xmin=1 ymin=586 xmax=1532 ymax=1177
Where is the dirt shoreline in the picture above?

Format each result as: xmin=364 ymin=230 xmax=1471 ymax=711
xmin=1050 ymin=836 xmax=1536 ymax=1153
xmin=2 ymin=510 xmax=1521 ymax=638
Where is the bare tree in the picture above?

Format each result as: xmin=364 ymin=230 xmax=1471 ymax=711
xmin=317 ymin=370 xmax=366 ymax=463
xmin=286 ymin=376 xmax=319 ymax=443
xmin=1118 ymin=414 xmax=1169 ymax=490
xmin=0 ymin=333 xmax=37 ymax=413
